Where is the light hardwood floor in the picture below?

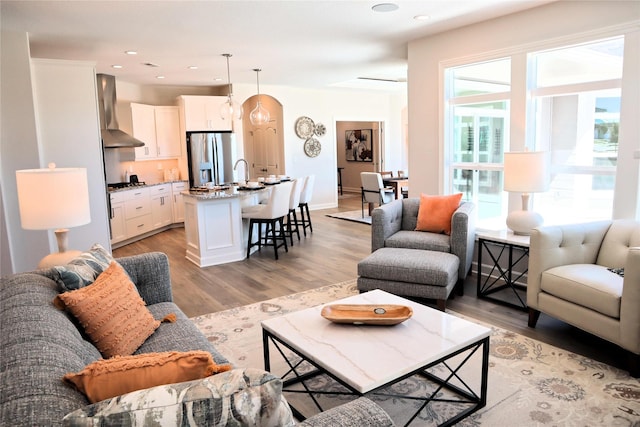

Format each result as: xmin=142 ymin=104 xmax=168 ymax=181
xmin=113 ymin=192 xmax=630 ymax=373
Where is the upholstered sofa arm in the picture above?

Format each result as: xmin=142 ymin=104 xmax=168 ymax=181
xmin=371 ymin=199 xmax=404 ymax=252
xmin=450 ymin=202 xmax=475 ymax=278
xmin=527 ymin=221 xmax=611 ymax=308
xmin=117 ymin=252 xmax=173 ymax=305
xmin=299 ymin=397 xmax=395 ymax=426
xmin=621 ymin=247 xmax=640 ymax=354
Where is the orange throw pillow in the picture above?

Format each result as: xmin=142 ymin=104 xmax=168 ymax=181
xmin=63 ymin=351 xmax=232 ymax=403
xmin=54 ymin=261 xmax=160 ymax=358
xmin=415 ymin=193 xmax=463 ymax=235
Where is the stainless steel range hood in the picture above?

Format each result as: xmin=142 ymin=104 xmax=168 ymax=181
xmin=96 ymin=74 xmax=145 ymax=148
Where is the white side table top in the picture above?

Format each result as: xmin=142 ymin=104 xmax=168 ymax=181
xmin=261 ymin=289 xmax=491 ymax=393
xmin=476 ymin=229 xmax=530 ymax=247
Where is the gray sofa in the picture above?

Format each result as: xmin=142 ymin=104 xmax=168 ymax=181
xmin=0 ymin=252 xmax=393 ymax=426
xmin=371 ymin=198 xmax=476 ymax=286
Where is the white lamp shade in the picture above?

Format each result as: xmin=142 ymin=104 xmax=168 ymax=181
xmin=16 ymin=167 xmax=91 ymax=230
xmin=503 ymin=151 xmax=549 ymax=193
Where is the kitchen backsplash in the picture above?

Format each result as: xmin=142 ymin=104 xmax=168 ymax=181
xmin=110 ymin=158 xmax=180 ymax=184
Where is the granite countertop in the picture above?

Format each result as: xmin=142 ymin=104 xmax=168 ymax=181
xmin=182 ymin=186 xmax=268 ymax=200
xmin=107 ymin=180 xmax=188 ymax=193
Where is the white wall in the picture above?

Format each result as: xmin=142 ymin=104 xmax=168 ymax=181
xmin=407 ymin=0 xmax=640 ymax=218
xmin=241 ymin=84 xmax=405 ymax=209
xmin=0 ymin=34 xmax=111 ymax=274
xmin=0 ymin=32 xmax=47 ymax=275
xmin=31 ymin=59 xmax=111 ymax=258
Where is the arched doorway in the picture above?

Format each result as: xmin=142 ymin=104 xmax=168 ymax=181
xmin=242 ymin=95 xmax=285 ymax=178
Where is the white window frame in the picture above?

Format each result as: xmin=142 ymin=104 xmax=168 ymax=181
xmin=441 ymin=26 xmax=640 ymax=226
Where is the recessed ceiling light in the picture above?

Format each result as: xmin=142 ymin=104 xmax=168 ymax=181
xmin=125 ymin=50 xmax=137 ymax=55
xmin=156 ymin=75 xmax=165 ymax=79
xmin=188 ymin=66 xmax=198 ymax=70
xmin=111 ymin=65 xmax=123 ymax=69
xmin=414 ymin=14 xmax=430 ymax=20
xmin=372 ymin=3 xmax=398 ymax=12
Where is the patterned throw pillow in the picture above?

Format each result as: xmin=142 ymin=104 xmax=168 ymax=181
xmin=62 ymin=368 xmax=295 ymax=426
xmin=53 ymin=243 xmax=115 ymax=291
xmin=54 ymin=261 xmax=160 ymax=358
xmin=63 ymin=351 xmax=231 ymax=403
xmin=607 ymin=267 xmax=625 ymax=277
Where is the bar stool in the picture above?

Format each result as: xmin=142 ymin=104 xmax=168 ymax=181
xmin=337 ymin=167 xmax=344 ymax=195
xmin=298 ymin=175 xmax=315 ymax=237
xmin=284 ymin=178 xmax=302 ymax=246
xmin=242 ymin=181 xmax=293 ymax=260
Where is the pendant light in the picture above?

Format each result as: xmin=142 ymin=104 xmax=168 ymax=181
xmin=220 ymin=53 xmax=243 ymax=122
xmin=249 ymin=68 xmax=270 ymax=125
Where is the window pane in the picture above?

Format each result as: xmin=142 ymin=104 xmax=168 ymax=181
xmin=531 ymin=36 xmax=622 ymax=223
xmin=536 ymin=172 xmax=614 ymax=224
xmin=452 ymin=58 xmax=511 ymax=96
xmin=533 ymin=37 xmax=624 ymax=88
xmin=453 ymin=102 xmax=508 ymax=164
xmin=453 ymin=169 xmax=505 ymax=222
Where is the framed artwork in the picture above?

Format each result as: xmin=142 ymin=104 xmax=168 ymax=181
xmin=345 ymin=129 xmax=373 ymax=162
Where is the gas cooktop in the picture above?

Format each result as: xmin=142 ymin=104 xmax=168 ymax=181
xmin=107 ymin=181 xmax=147 ymax=189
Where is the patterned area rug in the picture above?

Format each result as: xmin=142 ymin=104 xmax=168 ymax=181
xmin=191 ymin=280 xmax=640 ymax=426
xmin=326 ymin=210 xmax=371 ymax=225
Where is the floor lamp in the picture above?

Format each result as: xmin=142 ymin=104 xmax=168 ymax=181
xmin=503 ymin=151 xmax=549 ymax=236
xmin=16 ymin=164 xmax=91 ymax=268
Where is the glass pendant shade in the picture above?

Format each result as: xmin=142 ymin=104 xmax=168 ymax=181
xmin=220 ymin=95 xmax=243 ymax=121
xmin=249 ymin=68 xmax=270 ymax=125
xmin=220 ymin=53 xmax=243 ymax=121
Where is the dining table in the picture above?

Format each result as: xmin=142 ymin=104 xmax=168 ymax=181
xmin=382 ymin=176 xmax=409 ymax=199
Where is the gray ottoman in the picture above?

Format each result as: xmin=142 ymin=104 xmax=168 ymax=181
xmin=357 ymin=247 xmax=459 ymax=311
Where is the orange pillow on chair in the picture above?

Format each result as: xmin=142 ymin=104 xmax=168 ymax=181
xmin=415 ymin=193 xmax=463 ymax=235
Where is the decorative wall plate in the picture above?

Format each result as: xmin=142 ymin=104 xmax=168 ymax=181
xmin=314 ymin=123 xmax=326 ymax=136
xmin=304 ymin=137 xmax=321 ymax=157
xmin=295 ymin=116 xmax=315 ymax=139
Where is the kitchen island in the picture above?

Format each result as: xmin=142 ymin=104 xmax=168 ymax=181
xmin=182 ymin=186 xmax=267 ymax=267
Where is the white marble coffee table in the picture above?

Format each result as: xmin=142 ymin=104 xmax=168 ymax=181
xmin=261 ymin=289 xmax=491 ymax=426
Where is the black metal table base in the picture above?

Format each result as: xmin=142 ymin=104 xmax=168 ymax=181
xmin=477 ymin=238 xmax=529 ymax=311
xmin=263 ymin=329 xmax=489 ymax=427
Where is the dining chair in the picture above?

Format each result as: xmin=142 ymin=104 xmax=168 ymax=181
xmin=380 ymin=171 xmax=394 ymax=178
xmin=298 ymin=175 xmax=315 ymax=237
xmin=242 ymin=181 xmax=294 ymax=260
xmin=284 ymin=178 xmax=302 ymax=245
xmin=360 ymin=172 xmax=395 ymax=217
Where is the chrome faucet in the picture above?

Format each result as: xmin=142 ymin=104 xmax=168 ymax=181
xmin=233 ymin=158 xmax=249 ymax=182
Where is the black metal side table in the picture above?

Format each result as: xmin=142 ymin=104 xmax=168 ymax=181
xmin=476 ymin=230 xmax=530 ymax=311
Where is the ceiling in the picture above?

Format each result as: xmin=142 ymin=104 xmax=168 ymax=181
xmin=1 ymin=0 xmax=553 ymax=92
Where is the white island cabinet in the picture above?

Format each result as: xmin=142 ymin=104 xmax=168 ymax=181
xmin=182 ymin=188 xmax=266 ymax=267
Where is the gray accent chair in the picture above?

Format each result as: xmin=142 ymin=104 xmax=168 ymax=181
xmin=371 ymin=197 xmax=476 ymax=289
xmin=528 ymin=219 xmax=640 ymax=377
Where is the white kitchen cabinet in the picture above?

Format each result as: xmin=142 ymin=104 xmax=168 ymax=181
xmin=150 ymin=184 xmax=173 ymax=229
xmin=131 ymin=103 xmax=156 ymax=160
xmin=131 ymin=103 xmax=182 ymax=160
xmin=123 ymin=187 xmax=153 ymax=237
xmin=154 ymin=107 xmax=182 ymax=158
xmin=109 ymin=192 xmax=127 ymax=244
xmin=172 ymin=181 xmax=187 ymax=223
xmin=177 ymin=95 xmax=231 ymax=132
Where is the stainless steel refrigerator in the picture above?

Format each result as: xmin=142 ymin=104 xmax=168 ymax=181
xmin=186 ymin=132 xmax=236 ymax=187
